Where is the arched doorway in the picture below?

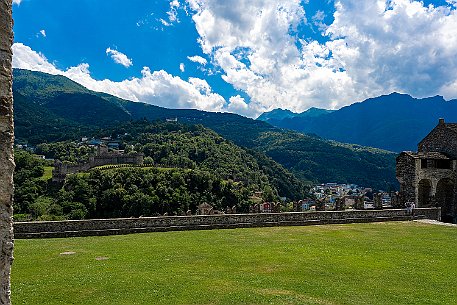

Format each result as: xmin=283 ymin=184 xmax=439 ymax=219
xmin=435 ymin=178 xmax=455 ymax=223
xmin=418 ymin=179 xmax=432 ymax=207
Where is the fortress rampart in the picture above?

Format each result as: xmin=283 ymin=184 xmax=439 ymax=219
xmin=52 ymin=145 xmax=144 ymax=182
xmin=14 ymin=208 xmax=441 ymax=239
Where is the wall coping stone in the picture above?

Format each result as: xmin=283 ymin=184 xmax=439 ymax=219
xmin=13 ymin=208 xmax=441 ymax=239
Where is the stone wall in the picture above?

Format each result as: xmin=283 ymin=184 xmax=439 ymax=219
xmin=418 ymin=121 xmax=457 ymax=158
xmin=396 ymin=153 xmax=417 ymax=203
xmin=397 ymin=119 xmax=457 ymax=222
xmin=53 ymin=149 xmax=144 ymax=182
xmin=14 ymin=208 xmax=441 ymax=239
xmin=90 ymin=153 xmax=144 ymax=167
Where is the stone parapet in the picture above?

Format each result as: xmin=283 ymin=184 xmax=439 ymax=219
xmin=14 ymin=208 xmax=441 ymax=239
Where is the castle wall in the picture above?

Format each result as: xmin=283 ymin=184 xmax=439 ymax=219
xmin=396 ymin=153 xmax=418 ymax=203
xmin=14 ymin=208 xmax=441 ymax=239
xmin=91 ymin=154 xmax=144 ymax=167
xmin=53 ymin=150 xmax=144 ymax=182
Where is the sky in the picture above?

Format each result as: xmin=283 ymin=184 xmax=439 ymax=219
xmin=11 ymin=0 xmax=457 ymax=118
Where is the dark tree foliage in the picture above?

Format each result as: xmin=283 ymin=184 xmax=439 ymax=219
xmin=101 ymin=120 xmax=308 ymax=200
xmin=60 ymin=168 xmax=253 ymax=218
xmin=13 ymin=150 xmax=46 ymax=215
xmin=14 ymin=121 xmax=310 ymax=220
xmin=35 ymin=142 xmax=95 ymax=163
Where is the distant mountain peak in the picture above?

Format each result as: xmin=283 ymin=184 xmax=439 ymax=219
xmin=257 ymin=108 xmax=297 ymax=121
xmin=388 ymin=91 xmax=409 ymax=96
xmin=260 ymin=92 xmax=457 ymax=152
xmin=298 ymin=107 xmax=334 ymax=118
xmin=257 ymin=106 xmax=334 ymax=122
xmin=379 ymin=92 xmax=445 ymax=102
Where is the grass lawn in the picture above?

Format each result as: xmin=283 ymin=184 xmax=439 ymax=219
xmin=39 ymin=166 xmax=53 ymax=181
xmin=12 ymin=222 xmax=457 ymax=305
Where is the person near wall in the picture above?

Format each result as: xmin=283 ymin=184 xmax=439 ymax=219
xmin=405 ymin=202 xmax=412 ymax=215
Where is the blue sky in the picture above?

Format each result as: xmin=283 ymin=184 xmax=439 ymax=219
xmin=12 ymin=0 xmax=457 ymax=117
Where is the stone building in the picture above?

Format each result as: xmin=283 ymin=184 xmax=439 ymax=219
xmin=89 ymin=145 xmax=143 ymax=167
xmin=52 ymin=145 xmax=144 ymax=182
xmin=396 ymin=119 xmax=457 ymax=222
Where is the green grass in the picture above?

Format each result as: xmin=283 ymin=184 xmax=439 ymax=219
xmin=39 ymin=166 xmax=53 ymax=181
xmin=12 ymin=222 xmax=457 ymax=305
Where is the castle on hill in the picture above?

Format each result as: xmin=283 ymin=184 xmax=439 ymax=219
xmin=52 ymin=145 xmax=144 ymax=183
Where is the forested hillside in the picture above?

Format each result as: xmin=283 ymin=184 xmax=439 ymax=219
xmin=14 ymin=121 xmax=308 ymax=220
xmin=14 ymin=149 xmax=265 ymax=220
xmin=259 ymin=93 xmax=457 ymax=152
xmin=13 ymin=69 xmax=398 ymax=189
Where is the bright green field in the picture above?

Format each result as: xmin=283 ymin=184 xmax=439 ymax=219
xmin=39 ymin=166 xmax=53 ymax=181
xmin=12 ymin=222 xmax=457 ymax=305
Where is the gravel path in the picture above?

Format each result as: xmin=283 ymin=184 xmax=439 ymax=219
xmin=414 ymin=219 xmax=457 ymax=227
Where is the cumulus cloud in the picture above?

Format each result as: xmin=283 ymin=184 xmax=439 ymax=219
xmin=185 ymin=0 xmax=457 ymax=117
xmin=13 ymin=43 xmax=61 ymax=74
xmin=15 ymin=1 xmax=457 ymax=119
xmin=13 ymin=42 xmax=228 ymax=113
xmin=326 ymin=0 xmax=457 ymax=100
xmin=106 ymin=48 xmax=133 ymax=68
xmin=226 ymin=95 xmax=252 ymax=117
xmin=187 ymin=55 xmax=207 ymax=65
xmin=180 ymin=63 xmax=185 ymax=72
xmin=185 ymin=0 xmax=351 ymax=116
xmin=12 ymin=0 xmax=22 ymax=5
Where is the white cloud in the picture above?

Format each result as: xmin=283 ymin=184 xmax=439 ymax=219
xmin=185 ymin=0 xmax=457 ymax=117
xmin=326 ymin=0 xmax=457 ymax=100
xmin=185 ymin=0 xmax=349 ymax=116
xmin=39 ymin=30 xmax=46 ymax=37
xmin=13 ymin=42 xmax=229 ymax=113
xmin=160 ymin=0 xmax=181 ymax=27
xmin=187 ymin=55 xmax=207 ymax=65
xmin=168 ymin=0 xmax=180 ymax=21
xmin=312 ymin=10 xmax=328 ymax=32
xmin=16 ymin=1 xmax=457 ymax=119
xmin=159 ymin=19 xmax=172 ymax=27
xmin=12 ymin=0 xmax=22 ymax=5
xmin=12 ymin=43 xmax=61 ymax=74
xmin=226 ymin=95 xmax=252 ymax=117
xmin=180 ymin=63 xmax=185 ymax=72
xmin=106 ymin=48 xmax=133 ymax=68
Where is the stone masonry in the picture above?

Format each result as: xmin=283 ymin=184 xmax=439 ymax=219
xmin=52 ymin=145 xmax=144 ymax=182
xmin=397 ymin=118 xmax=457 ymax=222
xmin=14 ymin=208 xmax=441 ymax=239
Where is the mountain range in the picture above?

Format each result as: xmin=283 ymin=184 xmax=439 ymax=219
xmin=258 ymin=93 xmax=457 ymax=152
xmin=257 ymin=107 xmax=334 ymax=123
xmin=13 ymin=69 xmax=397 ymax=190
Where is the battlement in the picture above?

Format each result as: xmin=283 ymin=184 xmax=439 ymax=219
xmin=52 ymin=145 xmax=144 ymax=182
